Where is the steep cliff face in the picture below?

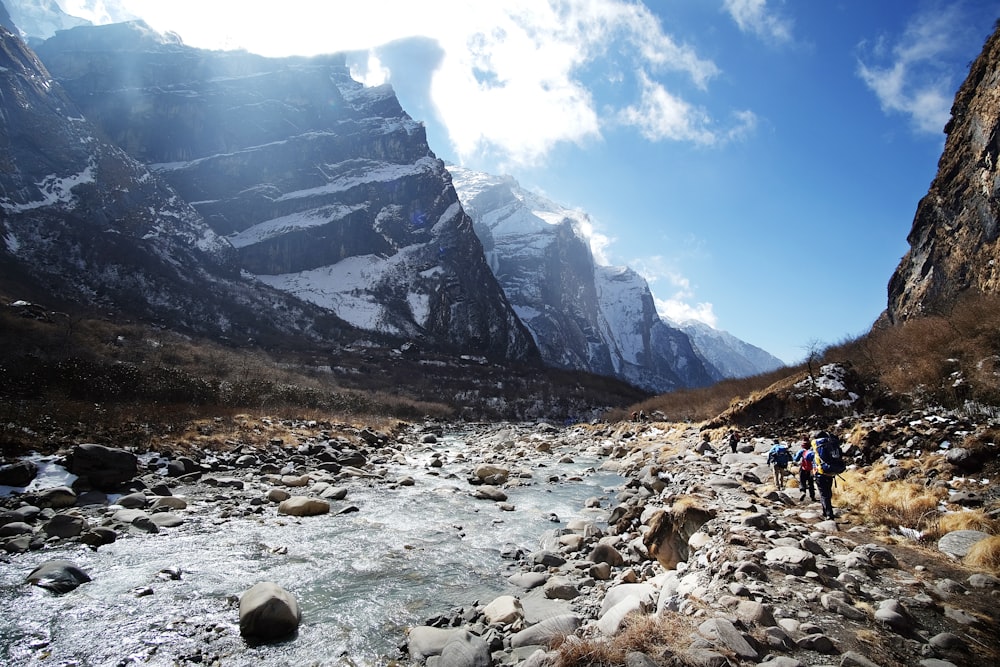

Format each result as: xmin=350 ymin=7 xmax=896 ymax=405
xmin=34 ymin=21 xmax=537 ymax=362
xmin=883 ymin=24 xmax=1000 ymax=324
xmin=451 ymin=166 xmax=723 ymax=392
xmin=0 ymin=26 xmax=355 ymax=344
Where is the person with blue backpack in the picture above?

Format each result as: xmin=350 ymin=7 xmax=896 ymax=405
xmin=812 ymin=430 xmax=847 ymax=520
xmin=766 ymin=441 xmax=792 ymax=488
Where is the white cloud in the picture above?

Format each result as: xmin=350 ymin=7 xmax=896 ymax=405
xmin=61 ymin=1 xmax=725 ymax=168
xmin=618 ymin=71 xmax=717 ymax=144
xmin=632 ymin=256 xmax=718 ymax=327
xmin=723 ymin=0 xmax=793 ymax=44
xmin=856 ymin=4 xmax=973 ymax=134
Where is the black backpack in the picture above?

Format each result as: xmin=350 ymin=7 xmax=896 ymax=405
xmin=814 ymin=434 xmax=846 ymax=476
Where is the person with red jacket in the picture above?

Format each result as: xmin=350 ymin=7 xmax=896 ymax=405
xmin=793 ymin=436 xmax=815 ymax=502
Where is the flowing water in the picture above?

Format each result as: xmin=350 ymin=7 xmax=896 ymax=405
xmin=0 ymin=430 xmax=622 ymax=666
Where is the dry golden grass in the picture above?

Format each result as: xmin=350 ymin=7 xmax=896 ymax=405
xmin=965 ymin=535 xmax=1000 ymax=574
xmin=835 ymin=467 xmax=947 ymax=530
xmin=552 ymin=612 xmax=696 ymax=667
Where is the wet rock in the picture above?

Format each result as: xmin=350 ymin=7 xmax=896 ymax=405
xmin=26 ymin=559 xmax=91 ymax=593
xmin=36 ymin=486 xmax=77 ymax=508
xmin=117 ymin=492 xmax=148 ymax=509
xmin=0 ymin=460 xmax=38 ymax=487
xmin=0 ymin=521 xmax=33 ymax=536
xmin=277 ymin=496 xmax=330 ymax=516
xmin=68 ymin=444 xmax=138 ymax=490
xmin=42 ymin=513 xmax=86 ymax=538
xmin=79 ymin=527 xmax=117 ymax=547
xmin=238 ymin=581 xmax=301 ymax=640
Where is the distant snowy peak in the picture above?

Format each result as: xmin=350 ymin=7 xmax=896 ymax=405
xmin=450 ymin=165 xmax=785 ymax=390
xmin=671 ymin=318 xmax=785 ymax=378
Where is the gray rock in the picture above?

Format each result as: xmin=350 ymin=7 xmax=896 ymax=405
xmin=510 ymin=614 xmax=581 ymax=649
xmin=409 ymin=626 xmax=467 ymax=660
xmin=968 ymin=573 xmax=1000 ymax=588
xmin=840 ymin=651 xmax=883 ymax=667
xmin=937 ymin=530 xmax=990 ymax=559
xmin=756 ymin=657 xmax=804 ymax=667
xmin=875 ymin=599 xmax=912 ymax=634
xmin=149 ymin=513 xmax=184 ymax=528
xmin=42 ymin=513 xmax=86 ymax=538
xmin=765 ymin=546 xmax=816 ymax=575
xmin=928 ymin=632 xmax=962 ymax=649
xmin=543 ymin=576 xmax=579 ymax=600
xmin=238 ymin=582 xmax=301 ymax=640
xmin=277 ymin=496 xmax=330 ymax=516
xmin=26 ymin=559 xmax=91 ymax=594
xmin=36 ymin=486 xmax=77 ymax=509
xmin=850 ymin=543 xmax=898 ymax=569
xmin=795 ymin=632 xmax=836 ymax=653
xmin=735 ymin=599 xmax=775 ymax=627
xmin=0 ymin=521 xmax=33 ymax=536
xmin=697 ymin=617 xmax=759 ymax=660
xmin=437 ymin=629 xmax=492 ymax=667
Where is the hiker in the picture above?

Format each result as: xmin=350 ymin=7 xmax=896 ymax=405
xmin=728 ymin=430 xmax=740 ymax=453
xmin=766 ymin=441 xmax=791 ymax=488
xmin=793 ymin=436 xmax=815 ymax=502
xmin=812 ymin=430 xmax=842 ymax=520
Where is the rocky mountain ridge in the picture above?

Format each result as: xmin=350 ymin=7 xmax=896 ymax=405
xmin=882 ymin=23 xmax=1000 ymax=325
xmin=450 ymin=167 xmax=782 ymax=393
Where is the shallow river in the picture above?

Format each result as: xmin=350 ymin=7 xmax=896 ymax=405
xmin=0 ymin=430 xmax=622 ymax=666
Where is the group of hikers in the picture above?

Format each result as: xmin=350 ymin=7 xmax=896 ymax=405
xmin=727 ymin=429 xmax=844 ymax=521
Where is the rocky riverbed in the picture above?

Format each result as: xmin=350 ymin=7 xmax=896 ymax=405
xmin=1 ymin=414 xmax=998 ymax=667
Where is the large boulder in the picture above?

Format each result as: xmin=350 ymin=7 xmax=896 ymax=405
xmin=238 ymin=582 xmax=301 ymax=640
xmin=26 ymin=559 xmax=91 ymax=594
xmin=0 ymin=460 xmax=38 ymax=487
xmin=68 ymin=444 xmax=138 ymax=490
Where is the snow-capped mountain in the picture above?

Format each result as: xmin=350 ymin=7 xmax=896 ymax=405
xmin=449 ymin=167 xmax=784 ymax=391
xmin=670 ymin=319 xmax=784 ymax=379
xmin=3 ymin=0 xmax=91 ymax=44
xmin=451 ymin=167 xmax=715 ymax=392
xmin=19 ymin=20 xmax=536 ymax=362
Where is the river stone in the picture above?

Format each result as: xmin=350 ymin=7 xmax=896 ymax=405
xmin=0 ymin=521 xmax=33 ymax=536
xmin=483 ymin=594 xmax=524 ymax=625
xmin=437 ymin=629 xmax=492 ymax=667
xmin=26 ymin=559 xmax=91 ymax=594
xmin=267 ymin=488 xmax=291 ymax=503
xmin=598 ymin=594 xmax=646 ymax=635
xmin=474 ymin=464 xmax=509 ymax=485
xmin=112 ymin=508 xmax=150 ymax=524
xmin=508 ymin=571 xmax=547 ymax=590
xmin=937 ymin=530 xmax=990 ymax=558
xmin=408 ymin=626 xmax=464 ymax=661
xmin=600 ymin=582 xmax=656 ymax=617
xmin=149 ymin=513 xmax=184 ymax=528
xmin=150 ymin=496 xmax=187 ymax=511
xmin=69 ymin=444 xmax=138 ymax=490
xmin=238 ymin=582 xmax=301 ymax=640
xmin=589 ymin=542 xmax=624 ymax=566
xmin=117 ymin=492 xmax=148 ymax=509
xmin=79 ymin=527 xmax=117 ymax=547
xmin=277 ymin=496 xmax=330 ymax=516
xmin=0 ymin=460 xmax=38 ymax=487
xmin=43 ymin=513 xmax=86 ymax=538
xmin=37 ymin=486 xmax=77 ymax=509
xmin=543 ymin=576 xmax=579 ymax=600
xmin=471 ymin=485 xmax=507 ymax=501
xmin=510 ymin=613 xmax=582 ymax=649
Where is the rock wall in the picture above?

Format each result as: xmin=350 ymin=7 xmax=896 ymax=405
xmin=882 ymin=23 xmax=1000 ymax=324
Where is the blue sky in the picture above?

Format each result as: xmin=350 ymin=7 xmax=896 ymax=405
xmin=58 ymin=0 xmax=1000 ymax=364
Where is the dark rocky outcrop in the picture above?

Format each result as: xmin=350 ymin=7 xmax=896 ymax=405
xmin=882 ymin=23 xmax=1000 ymax=324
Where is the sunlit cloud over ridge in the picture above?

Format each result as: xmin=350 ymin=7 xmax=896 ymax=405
xmin=857 ymin=3 xmax=981 ymax=135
